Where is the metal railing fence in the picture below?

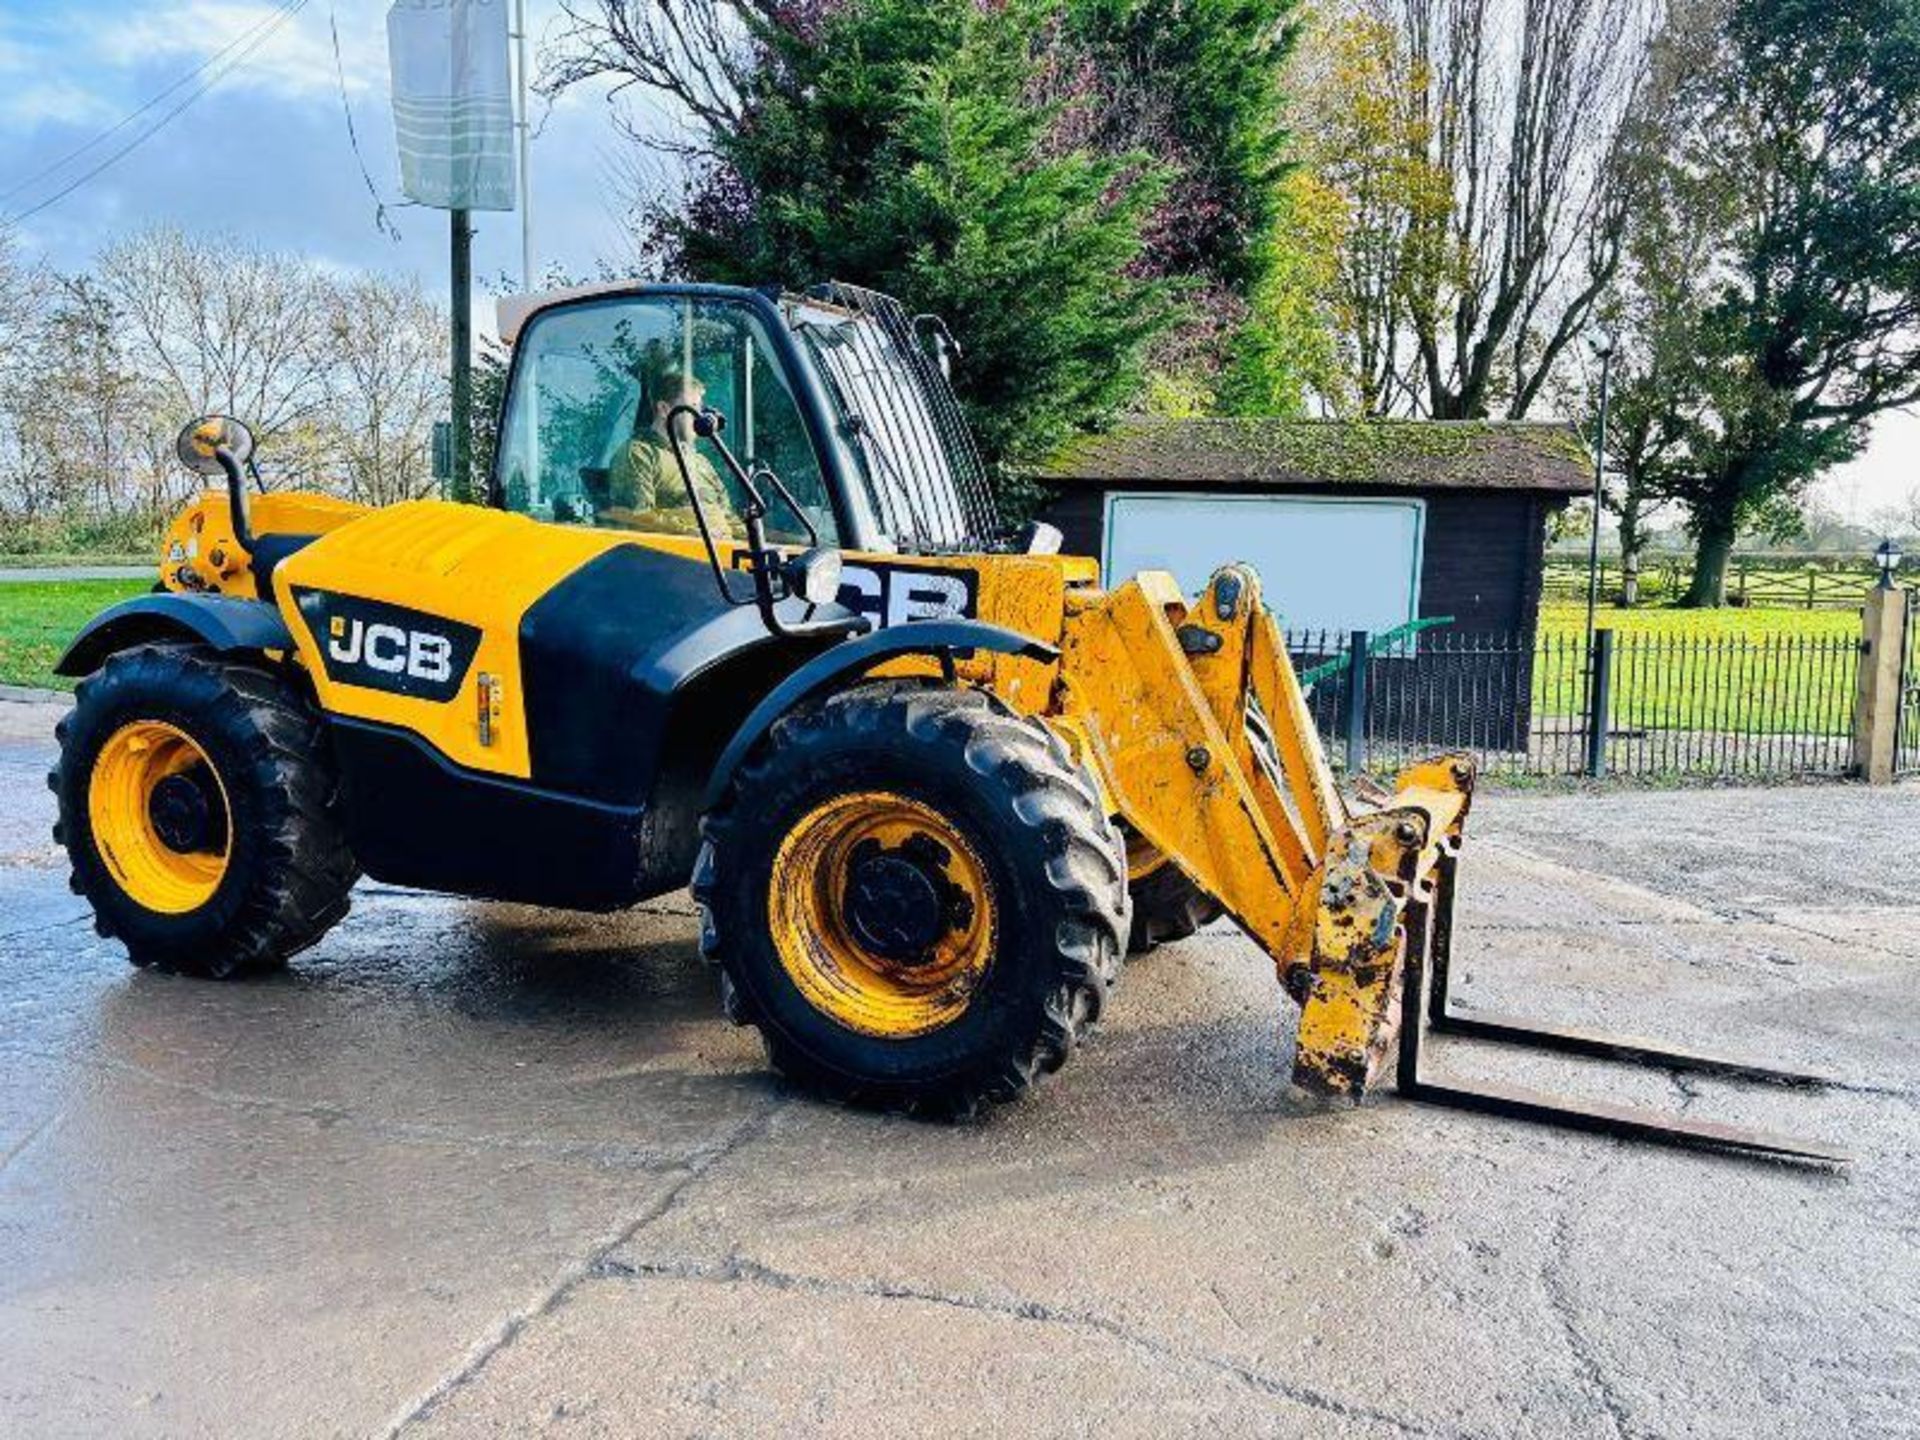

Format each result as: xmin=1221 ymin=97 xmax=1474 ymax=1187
xmin=1284 ymin=624 xmax=1862 ymax=782
xmin=1899 ymin=593 xmax=1920 ymax=778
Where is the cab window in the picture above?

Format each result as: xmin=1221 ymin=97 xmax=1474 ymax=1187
xmin=494 ymin=296 xmax=839 ymax=546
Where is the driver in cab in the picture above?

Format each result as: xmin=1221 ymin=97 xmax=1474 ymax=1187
xmin=600 ymin=366 xmax=745 ymax=539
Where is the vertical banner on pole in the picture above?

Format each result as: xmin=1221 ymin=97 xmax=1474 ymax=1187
xmin=387 ymin=0 xmax=517 ymax=212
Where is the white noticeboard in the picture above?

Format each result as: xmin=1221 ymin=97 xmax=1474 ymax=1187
xmin=387 ymin=0 xmax=516 ymax=211
xmin=1102 ymin=492 xmax=1426 ymax=636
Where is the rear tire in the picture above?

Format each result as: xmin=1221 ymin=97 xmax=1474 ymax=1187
xmin=52 ymin=644 xmax=359 ymax=978
xmin=1126 ymin=856 xmax=1226 ymax=954
xmin=694 ymin=681 xmax=1129 ymax=1118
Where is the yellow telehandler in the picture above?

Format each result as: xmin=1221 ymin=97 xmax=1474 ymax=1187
xmin=50 ymin=281 xmax=1840 ymax=1160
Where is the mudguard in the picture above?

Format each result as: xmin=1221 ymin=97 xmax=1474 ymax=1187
xmin=56 ymin=594 xmax=294 ymax=677
xmin=704 ymin=619 xmax=1059 ymax=807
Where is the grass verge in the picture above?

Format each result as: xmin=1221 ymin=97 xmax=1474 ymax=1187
xmin=0 ymin=580 xmax=153 ymax=692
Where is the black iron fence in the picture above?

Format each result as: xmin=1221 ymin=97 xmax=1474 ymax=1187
xmin=1899 ymin=594 xmax=1920 ymax=778
xmin=1284 ymin=624 xmax=1862 ymax=782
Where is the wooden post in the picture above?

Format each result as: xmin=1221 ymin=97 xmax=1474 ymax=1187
xmin=1853 ymin=586 xmax=1907 ymax=783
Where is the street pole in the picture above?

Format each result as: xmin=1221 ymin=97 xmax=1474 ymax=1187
xmin=450 ymin=208 xmax=473 ymax=503
xmin=512 ymin=0 xmax=533 ymax=289
xmin=1584 ymin=347 xmax=1612 ymax=670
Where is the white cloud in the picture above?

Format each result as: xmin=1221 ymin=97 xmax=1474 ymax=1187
xmin=0 ymin=77 xmax=126 ymax=129
xmin=96 ymin=0 xmax=393 ymax=100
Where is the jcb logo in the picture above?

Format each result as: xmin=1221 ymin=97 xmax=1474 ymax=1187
xmin=327 ymin=617 xmax=456 ymax=683
xmin=837 ymin=561 xmax=978 ymax=627
xmin=295 ymin=589 xmax=480 ymax=703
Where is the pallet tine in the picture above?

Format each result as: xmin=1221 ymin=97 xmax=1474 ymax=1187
xmin=1421 ymin=852 xmax=1836 ymax=1088
xmin=1394 ymin=854 xmax=1852 ymax=1166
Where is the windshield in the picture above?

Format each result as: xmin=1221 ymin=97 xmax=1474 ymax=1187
xmin=495 ymin=295 xmax=839 ymax=546
xmin=784 ymin=282 xmax=1000 ymax=552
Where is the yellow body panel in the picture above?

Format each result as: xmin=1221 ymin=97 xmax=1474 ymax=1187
xmin=864 ymin=552 xmax=1089 ymax=714
xmin=159 ymin=490 xmax=368 ymax=600
xmin=273 ymin=501 xmax=640 ymax=778
xmin=258 ymin=500 xmax=1095 ymax=781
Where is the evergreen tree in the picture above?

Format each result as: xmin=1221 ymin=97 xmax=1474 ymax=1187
xmin=661 ymin=0 xmax=1173 ymax=485
xmin=1065 ymin=0 xmax=1319 ymax=412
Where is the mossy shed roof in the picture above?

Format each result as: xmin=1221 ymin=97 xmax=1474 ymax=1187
xmin=1031 ymin=418 xmax=1591 ymax=495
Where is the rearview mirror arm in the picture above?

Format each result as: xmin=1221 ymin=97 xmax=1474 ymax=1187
xmin=668 ymin=404 xmax=861 ymax=643
xmin=215 ymin=446 xmax=256 ymax=555
xmin=664 ymin=406 xmax=754 ymax=609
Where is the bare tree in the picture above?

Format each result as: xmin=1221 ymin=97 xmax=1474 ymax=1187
xmin=1308 ymin=0 xmax=1659 ymax=417
xmin=0 ymin=231 xmax=59 ymax=525
xmin=0 ymin=228 xmax=458 ymax=537
xmin=1873 ymin=484 xmax=1920 ymax=541
xmin=543 ymin=1 xmax=813 ymax=156
xmin=94 ymin=227 xmax=336 ymax=482
xmin=324 ymin=273 xmax=448 ymax=506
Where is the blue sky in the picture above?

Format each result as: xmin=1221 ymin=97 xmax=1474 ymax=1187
xmin=0 ymin=0 xmax=1910 ymax=525
xmin=0 ymin=0 xmax=637 ymax=294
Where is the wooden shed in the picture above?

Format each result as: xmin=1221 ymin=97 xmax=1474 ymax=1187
xmin=1033 ymin=418 xmax=1591 ymax=642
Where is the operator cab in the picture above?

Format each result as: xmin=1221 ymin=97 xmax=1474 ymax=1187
xmin=493 ymin=282 xmax=1002 ymax=558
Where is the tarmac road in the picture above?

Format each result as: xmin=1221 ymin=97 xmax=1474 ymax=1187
xmin=0 ymin=694 xmax=1915 ymax=1438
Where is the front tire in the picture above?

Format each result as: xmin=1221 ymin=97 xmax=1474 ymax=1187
xmin=694 ymin=682 xmax=1129 ymax=1118
xmin=52 ymin=644 xmax=359 ymax=977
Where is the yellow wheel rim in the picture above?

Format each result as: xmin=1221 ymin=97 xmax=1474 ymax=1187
xmin=88 ymin=720 xmax=232 ymax=914
xmin=768 ymin=790 xmax=997 ymax=1039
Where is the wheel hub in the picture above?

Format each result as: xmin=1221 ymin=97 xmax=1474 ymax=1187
xmin=842 ymin=835 xmax=973 ymax=965
xmin=148 ymin=768 xmax=226 ymax=855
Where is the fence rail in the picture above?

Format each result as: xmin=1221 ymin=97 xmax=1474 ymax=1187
xmin=1285 ymin=623 xmax=1862 ymax=782
xmin=1542 ymin=555 xmax=1909 ymax=610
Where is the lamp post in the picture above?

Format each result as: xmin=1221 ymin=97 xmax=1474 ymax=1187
xmin=1584 ymin=329 xmax=1617 ymax=664
xmin=1875 ymin=536 xmax=1903 ymax=589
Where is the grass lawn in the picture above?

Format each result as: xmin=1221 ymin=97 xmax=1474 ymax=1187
xmin=0 ymin=580 xmax=153 ymax=692
xmin=1533 ymin=602 xmax=1861 ymax=733
xmin=1537 ymin=600 xmax=1857 ymax=640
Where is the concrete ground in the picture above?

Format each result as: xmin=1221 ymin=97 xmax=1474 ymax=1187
xmin=0 ymin=695 xmax=1914 ymax=1439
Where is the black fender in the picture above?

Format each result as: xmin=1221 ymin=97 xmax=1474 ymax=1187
xmin=703 ymin=619 xmax=1059 ymax=808
xmin=56 ymin=594 xmax=294 ymax=677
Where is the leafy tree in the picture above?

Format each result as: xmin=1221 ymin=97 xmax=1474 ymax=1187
xmin=658 ymin=0 xmax=1174 ymax=489
xmin=1288 ymin=9 xmax=1454 ymax=415
xmin=1643 ymin=0 xmax=1920 ymax=604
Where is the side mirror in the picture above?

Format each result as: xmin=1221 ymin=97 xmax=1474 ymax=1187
xmin=913 ymin=315 xmax=962 ymax=381
xmin=174 ymin=414 xmax=258 ymax=554
xmin=784 ymin=547 xmax=844 ymax=607
xmin=175 ymin=415 xmax=255 ymax=477
xmin=1016 ymin=519 xmax=1063 ymax=555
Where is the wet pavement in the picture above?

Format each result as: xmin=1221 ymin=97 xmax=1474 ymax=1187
xmin=1 ymin=695 xmax=1916 ymax=1438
